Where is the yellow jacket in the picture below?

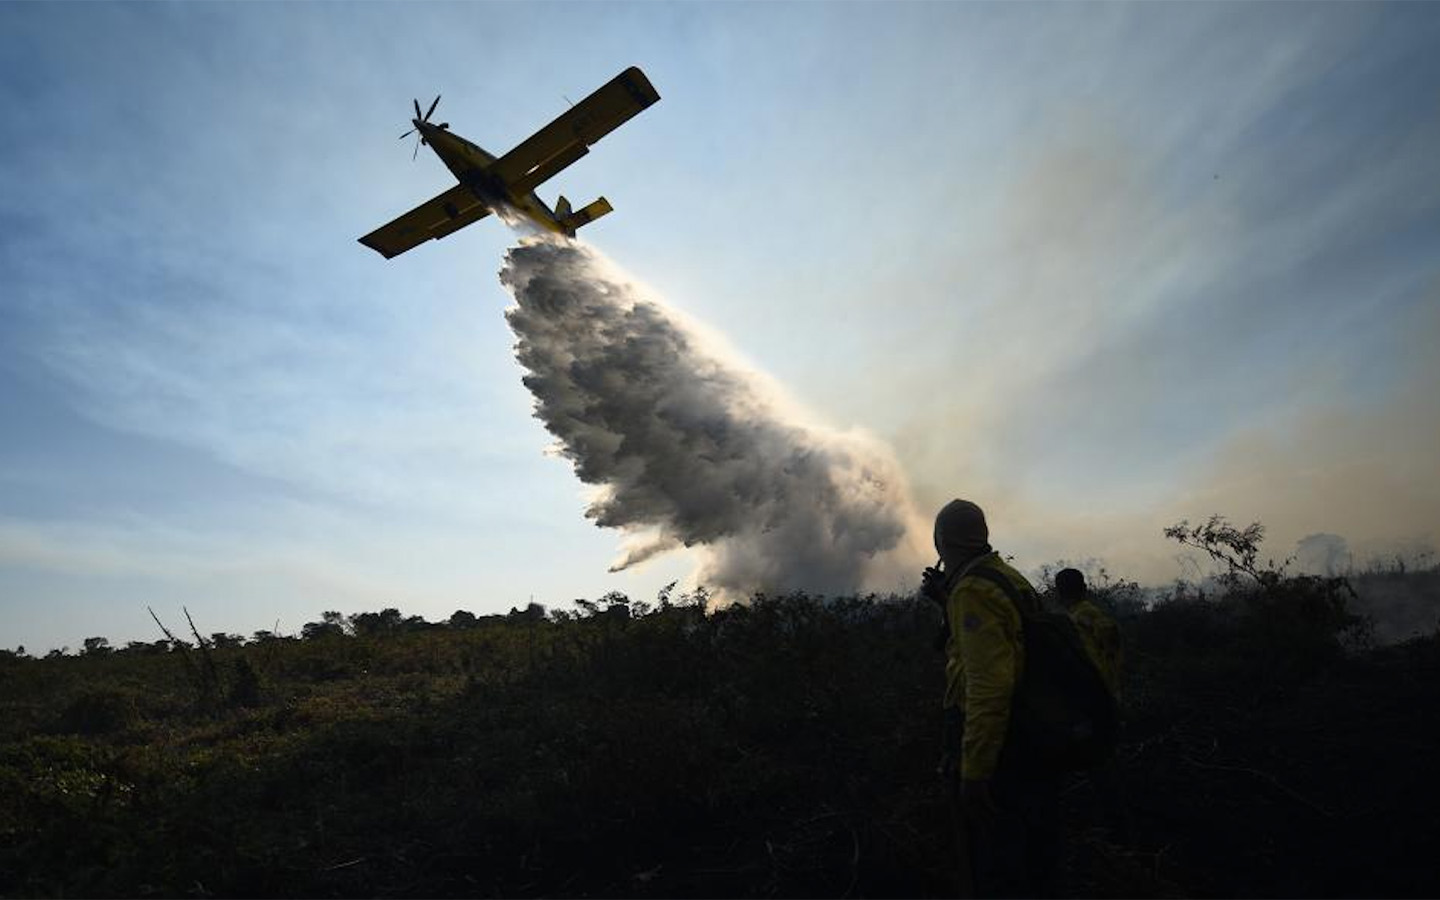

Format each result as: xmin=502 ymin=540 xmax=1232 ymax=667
xmin=1069 ymin=599 xmax=1124 ymax=699
xmin=942 ymin=552 xmax=1035 ymax=779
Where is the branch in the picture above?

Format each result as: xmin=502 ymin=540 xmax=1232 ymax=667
xmin=184 ymin=606 xmax=222 ymax=696
xmin=150 ymin=607 xmax=204 ymax=684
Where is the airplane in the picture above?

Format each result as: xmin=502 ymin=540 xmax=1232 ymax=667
xmin=359 ymin=66 xmax=660 ymax=259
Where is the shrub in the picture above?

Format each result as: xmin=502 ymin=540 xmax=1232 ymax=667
xmin=54 ymin=688 xmax=141 ymax=735
xmin=227 ymin=657 xmax=264 ymax=708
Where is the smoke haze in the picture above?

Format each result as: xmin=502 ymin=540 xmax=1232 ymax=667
xmin=500 ymin=237 xmax=927 ymax=602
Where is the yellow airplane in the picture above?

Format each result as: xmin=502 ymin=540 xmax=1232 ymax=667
xmin=359 ymin=66 xmax=660 ymax=259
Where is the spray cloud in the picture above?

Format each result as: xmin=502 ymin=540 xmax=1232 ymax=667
xmin=499 ymin=237 xmax=926 ymax=601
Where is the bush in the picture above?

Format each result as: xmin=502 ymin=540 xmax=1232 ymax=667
xmin=54 ymin=688 xmax=141 ymax=735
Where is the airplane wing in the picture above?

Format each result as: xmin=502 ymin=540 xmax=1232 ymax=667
xmin=489 ymin=66 xmax=660 ymax=197
xmin=358 ymin=184 xmax=491 ymax=258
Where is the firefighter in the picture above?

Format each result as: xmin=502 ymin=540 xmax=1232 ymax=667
xmin=922 ymin=499 xmax=1061 ymax=898
xmin=1055 ymin=568 xmax=1123 ymax=698
xmin=1055 ymin=567 xmax=1131 ymax=840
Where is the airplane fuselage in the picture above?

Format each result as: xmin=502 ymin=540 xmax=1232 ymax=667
xmin=412 ymin=120 xmax=572 ymax=236
xmin=360 ymin=67 xmax=656 ymax=258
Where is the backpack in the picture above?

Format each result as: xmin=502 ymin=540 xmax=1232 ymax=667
xmin=968 ymin=566 xmax=1119 ymax=774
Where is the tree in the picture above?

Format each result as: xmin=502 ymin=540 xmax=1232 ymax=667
xmin=1164 ymin=516 xmax=1278 ymax=588
xmin=82 ymin=637 xmax=111 ymax=655
xmin=352 ymin=607 xmax=403 ymax=637
xmin=449 ymin=610 xmax=479 ymax=630
xmin=598 ymin=591 xmax=631 ymax=622
xmin=302 ymin=611 xmax=350 ymax=641
xmin=598 ymin=590 xmax=630 ymax=611
xmin=508 ymin=602 xmax=547 ymax=622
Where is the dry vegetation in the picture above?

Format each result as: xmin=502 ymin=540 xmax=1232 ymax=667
xmin=1 ymin=521 xmax=1437 ymax=898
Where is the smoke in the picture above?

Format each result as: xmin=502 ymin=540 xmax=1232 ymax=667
xmin=1294 ymin=533 xmax=1350 ymax=577
xmin=1286 ymin=533 xmax=1439 ymax=644
xmin=499 ymin=237 xmax=927 ymax=602
xmin=1349 ymin=569 xmax=1440 ymax=645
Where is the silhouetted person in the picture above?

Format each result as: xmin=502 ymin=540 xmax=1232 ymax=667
xmin=922 ymin=499 xmax=1062 ymax=897
xmin=1055 ymin=567 xmax=1131 ymax=842
xmin=1055 ymin=568 xmax=1123 ymax=699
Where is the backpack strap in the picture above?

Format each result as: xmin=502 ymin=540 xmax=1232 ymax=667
xmin=967 ymin=565 xmax=1039 ymax=620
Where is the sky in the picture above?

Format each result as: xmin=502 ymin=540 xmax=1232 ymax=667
xmin=1 ymin=2 xmax=1437 ymax=653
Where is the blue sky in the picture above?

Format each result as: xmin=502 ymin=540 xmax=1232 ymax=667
xmin=2 ymin=2 xmax=1437 ymax=652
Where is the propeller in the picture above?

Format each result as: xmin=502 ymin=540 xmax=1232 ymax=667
xmin=398 ymin=95 xmax=442 ymax=160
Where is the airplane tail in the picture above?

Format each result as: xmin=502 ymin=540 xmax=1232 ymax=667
xmin=560 ymin=197 xmax=613 ymax=233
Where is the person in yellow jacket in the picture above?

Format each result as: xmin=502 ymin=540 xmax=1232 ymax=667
xmin=922 ymin=499 xmax=1062 ymax=898
xmin=1055 ymin=568 xmax=1124 ymax=699
xmin=1055 ymin=567 xmax=1131 ymax=840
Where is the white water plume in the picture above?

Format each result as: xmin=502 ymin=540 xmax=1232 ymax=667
xmin=499 ymin=237 xmax=927 ymax=602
